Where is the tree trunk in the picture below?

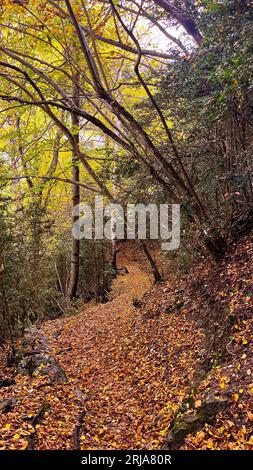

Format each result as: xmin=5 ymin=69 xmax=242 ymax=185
xmin=111 ymin=116 xmax=121 ymax=274
xmin=67 ymin=78 xmax=80 ymax=300
xmin=111 ymin=217 xmax=117 ymax=273
xmin=140 ymin=241 xmax=163 ymax=283
xmin=153 ymin=0 xmax=203 ymax=46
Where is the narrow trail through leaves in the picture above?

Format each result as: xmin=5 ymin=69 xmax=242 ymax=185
xmin=0 ymin=243 xmax=203 ymax=449
xmin=1 ymin=238 xmax=253 ymax=450
xmin=47 ymin=247 xmax=153 ymax=449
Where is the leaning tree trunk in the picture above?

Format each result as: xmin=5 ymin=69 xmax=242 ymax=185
xmin=110 ymin=117 xmax=121 ymax=274
xmin=140 ymin=241 xmax=163 ymax=283
xmin=67 ymin=79 xmax=80 ymax=300
xmin=153 ymin=0 xmax=203 ymax=46
xmin=111 ymin=173 xmax=118 ymax=273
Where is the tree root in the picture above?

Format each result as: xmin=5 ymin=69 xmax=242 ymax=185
xmin=73 ymin=409 xmax=86 ymax=450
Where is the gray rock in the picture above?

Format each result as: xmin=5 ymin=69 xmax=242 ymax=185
xmin=167 ymin=414 xmax=202 ymax=448
xmin=17 ymin=354 xmax=68 ymax=384
xmin=23 ymin=327 xmax=51 ymax=353
xmin=166 ymin=395 xmax=228 ymax=449
xmin=199 ymin=396 xmax=228 ymax=418
xmin=0 ymin=397 xmax=17 ymax=414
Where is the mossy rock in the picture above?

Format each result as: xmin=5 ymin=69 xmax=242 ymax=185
xmin=166 ymin=396 xmax=228 ymax=449
xmin=165 ymin=298 xmax=184 ymax=314
xmin=17 ymin=354 xmax=68 ymax=384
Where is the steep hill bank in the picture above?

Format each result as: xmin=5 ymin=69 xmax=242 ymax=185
xmin=0 ymin=237 xmax=253 ymax=450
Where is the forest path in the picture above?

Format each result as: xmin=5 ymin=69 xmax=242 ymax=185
xmin=41 ymin=243 xmax=160 ymax=449
xmin=36 ymin=242 xmax=200 ymax=450
xmin=1 ymin=243 xmax=202 ymax=450
xmin=2 ymin=243 xmax=253 ymax=451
